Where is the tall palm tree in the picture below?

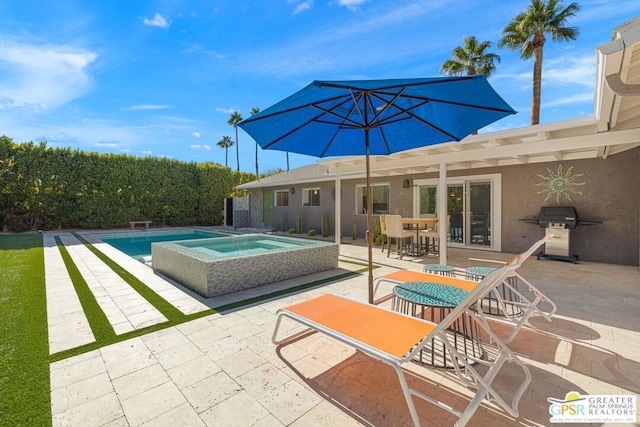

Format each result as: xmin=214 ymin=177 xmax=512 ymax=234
xmin=227 ymin=111 xmax=243 ymax=171
xmin=441 ymin=36 xmax=501 ymax=134
xmin=216 ymin=136 xmax=234 ymax=167
xmin=498 ymin=0 xmax=580 ymax=125
xmin=440 ymin=36 xmax=501 ymax=77
xmin=250 ymin=107 xmax=260 ymax=178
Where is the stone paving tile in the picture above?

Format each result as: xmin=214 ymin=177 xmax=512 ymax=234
xmin=140 ymin=403 xmax=206 ymax=427
xmin=166 ymin=355 xmax=222 ymax=389
xmin=214 ymin=348 xmax=267 ymax=379
xmin=235 ymin=362 xmax=292 ymax=398
xmin=255 ymin=379 xmax=323 ymax=425
xmin=50 ymin=353 xmax=107 ymax=391
xmin=174 ymin=316 xmax=215 ymax=336
xmin=289 ymin=399 xmax=365 ymax=427
xmin=111 ymin=363 xmax=171 ymax=401
xmin=153 ymin=340 xmax=205 ymax=371
xmin=120 ymin=381 xmax=187 ymax=426
xmin=181 ymin=371 xmax=243 ymax=414
xmin=101 ymin=417 xmax=130 ymax=427
xmin=250 ymin=414 xmax=286 ymax=427
xmin=142 ymin=328 xmax=192 ymax=354
xmin=50 ymin=371 xmax=114 ymax=415
xmin=52 ymin=392 xmax=124 ymax=427
xmin=183 ymin=323 xmax=229 ymax=348
xmin=50 ymin=349 xmax=101 ymax=373
xmin=199 ymin=335 xmax=247 ymax=361
xmin=100 ymin=338 xmax=158 ymax=380
xmin=199 ymin=390 xmax=271 ymax=427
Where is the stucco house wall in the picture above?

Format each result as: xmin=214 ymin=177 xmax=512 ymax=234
xmin=246 ymin=147 xmax=638 ymax=265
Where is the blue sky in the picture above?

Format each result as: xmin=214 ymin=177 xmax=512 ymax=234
xmin=0 ymin=1 xmax=638 ymax=173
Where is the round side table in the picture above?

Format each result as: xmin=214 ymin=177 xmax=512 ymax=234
xmin=465 ymin=266 xmax=522 ymax=316
xmin=423 ymin=264 xmax=456 ymax=277
xmin=392 ymin=281 xmax=483 ymax=368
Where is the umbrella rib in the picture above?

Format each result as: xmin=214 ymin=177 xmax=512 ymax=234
xmin=260 ymin=96 xmax=356 ymax=149
xmin=312 ymin=102 xmax=362 ymax=127
xmin=242 ymin=92 xmax=352 ymax=125
xmin=399 ymin=94 xmax=515 ymax=114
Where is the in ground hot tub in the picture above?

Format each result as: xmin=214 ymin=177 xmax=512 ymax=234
xmin=152 ymin=234 xmax=339 ymax=297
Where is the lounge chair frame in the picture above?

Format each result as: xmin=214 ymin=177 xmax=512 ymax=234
xmin=374 ymin=235 xmax=557 ymax=344
xmin=272 ymin=265 xmax=530 ymax=427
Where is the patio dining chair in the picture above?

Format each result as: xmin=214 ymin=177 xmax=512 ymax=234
xmin=273 ymin=264 xmax=531 ymax=427
xmin=418 ymin=213 xmax=439 ymax=255
xmin=385 ymin=214 xmax=413 ymax=259
xmin=380 ymin=214 xmax=388 ymax=253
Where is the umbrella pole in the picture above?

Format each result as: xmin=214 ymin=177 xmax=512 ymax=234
xmin=365 ymin=129 xmax=374 ymax=304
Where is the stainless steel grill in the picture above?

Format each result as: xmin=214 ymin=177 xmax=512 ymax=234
xmin=520 ymin=206 xmax=601 ymax=263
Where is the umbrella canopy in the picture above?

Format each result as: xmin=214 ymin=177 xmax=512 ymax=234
xmin=239 ymin=76 xmax=516 ymax=303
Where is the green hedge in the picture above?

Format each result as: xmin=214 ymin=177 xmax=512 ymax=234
xmin=0 ymin=136 xmax=254 ymax=231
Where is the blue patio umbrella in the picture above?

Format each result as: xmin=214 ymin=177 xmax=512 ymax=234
xmin=239 ymin=76 xmax=516 ymax=303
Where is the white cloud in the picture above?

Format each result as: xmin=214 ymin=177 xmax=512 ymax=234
xmin=94 ymin=141 xmax=120 ymax=148
xmin=142 ymin=13 xmax=171 ymax=29
xmin=543 ymin=55 xmax=595 ymax=88
xmin=190 ymin=144 xmax=211 ymax=150
xmin=128 ymin=104 xmax=171 ymax=110
xmin=192 ymin=132 xmax=201 ymax=138
xmin=0 ymin=41 xmax=96 ymax=110
xmin=292 ymin=1 xmax=313 ymax=15
xmin=542 ymin=93 xmax=594 ymax=108
xmin=334 ymin=0 xmax=369 ymax=11
xmin=215 ymin=107 xmax=237 ymax=114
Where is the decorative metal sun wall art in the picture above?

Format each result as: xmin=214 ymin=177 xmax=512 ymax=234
xmin=534 ymin=164 xmax=586 ymax=204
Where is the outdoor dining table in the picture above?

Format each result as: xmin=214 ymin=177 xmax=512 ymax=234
xmin=402 ymin=217 xmax=438 ymax=256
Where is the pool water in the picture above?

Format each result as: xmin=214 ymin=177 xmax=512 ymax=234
xmin=178 ymin=234 xmax=315 ymax=258
xmin=102 ymin=231 xmax=223 ymax=258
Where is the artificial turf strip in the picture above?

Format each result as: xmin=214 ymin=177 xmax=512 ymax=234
xmin=72 ymin=233 xmax=184 ymax=323
xmin=0 ymin=234 xmax=51 ymax=427
xmin=54 ymin=236 xmax=116 ymax=342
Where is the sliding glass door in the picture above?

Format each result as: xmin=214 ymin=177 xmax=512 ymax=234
xmin=413 ymin=174 xmax=500 ymax=250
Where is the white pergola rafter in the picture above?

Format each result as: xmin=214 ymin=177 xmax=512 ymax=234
xmin=325 ymin=127 xmax=639 ymax=175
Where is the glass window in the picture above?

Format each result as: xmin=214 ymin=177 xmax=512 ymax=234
xmin=302 ymin=188 xmax=320 ymax=207
xmin=275 ymin=190 xmax=289 ymax=207
xmin=356 ymin=183 xmax=389 ymax=214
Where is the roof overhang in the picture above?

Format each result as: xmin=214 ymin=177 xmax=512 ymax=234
xmin=595 ymin=17 xmax=640 ymax=132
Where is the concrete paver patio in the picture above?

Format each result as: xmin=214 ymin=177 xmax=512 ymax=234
xmin=46 ymin=229 xmax=639 ymax=426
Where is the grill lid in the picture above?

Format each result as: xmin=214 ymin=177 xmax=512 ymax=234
xmin=537 ymin=206 xmax=579 ymax=228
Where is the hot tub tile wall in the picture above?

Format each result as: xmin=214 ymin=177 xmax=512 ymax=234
xmin=152 ymin=236 xmax=339 ymax=298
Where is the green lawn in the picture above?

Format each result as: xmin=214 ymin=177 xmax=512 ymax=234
xmin=0 ymin=234 xmax=51 ymax=427
xmin=0 ymin=232 xmax=368 ymax=426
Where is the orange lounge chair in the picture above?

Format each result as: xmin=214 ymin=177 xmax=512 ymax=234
xmin=272 ymin=265 xmax=531 ymax=427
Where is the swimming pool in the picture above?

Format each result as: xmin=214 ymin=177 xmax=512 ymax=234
xmin=101 ymin=230 xmax=224 ymax=259
xmin=152 ymin=234 xmax=339 ymax=297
